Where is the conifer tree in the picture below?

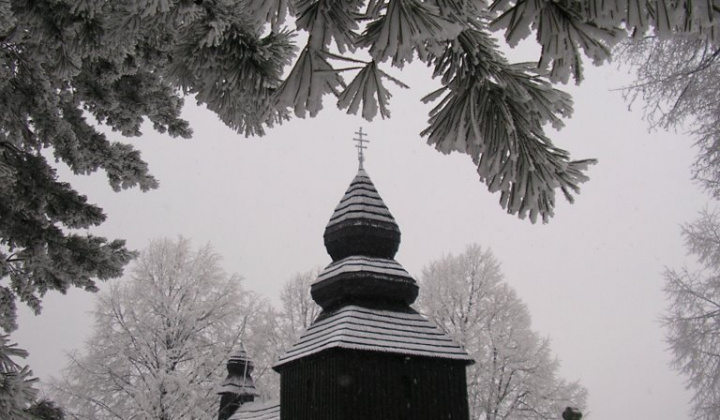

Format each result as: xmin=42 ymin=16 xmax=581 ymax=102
xmin=24 ymin=399 xmax=65 ymax=420
xmin=1 ymin=0 xmax=711 ymax=335
xmin=0 ymin=335 xmax=37 ymax=420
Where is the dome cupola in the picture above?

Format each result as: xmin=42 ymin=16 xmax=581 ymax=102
xmin=218 ymin=345 xmax=258 ymax=420
xmin=311 ymin=129 xmax=417 ymax=310
xmin=323 ymin=168 xmax=401 ymax=261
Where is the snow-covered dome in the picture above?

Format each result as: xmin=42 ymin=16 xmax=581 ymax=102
xmin=323 ymin=168 xmax=401 ymax=261
xmin=313 ymin=167 xmax=417 ymax=309
xmin=219 ymin=346 xmax=258 ymax=397
xmin=227 ymin=347 xmax=253 ymax=371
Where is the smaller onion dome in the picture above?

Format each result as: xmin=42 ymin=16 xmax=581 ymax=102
xmin=323 ymin=169 xmax=400 ymax=261
xmin=219 ymin=346 xmax=258 ymax=398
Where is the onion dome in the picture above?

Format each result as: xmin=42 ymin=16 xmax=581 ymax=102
xmin=323 ymin=168 xmax=401 ymax=261
xmin=219 ymin=346 xmax=259 ymax=398
xmin=313 ymin=168 xmax=417 ymax=310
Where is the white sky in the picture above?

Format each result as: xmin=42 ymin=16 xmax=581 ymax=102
xmin=13 ymin=56 xmax=704 ymax=419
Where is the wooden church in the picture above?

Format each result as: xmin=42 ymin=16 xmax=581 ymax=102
xmin=219 ymin=132 xmax=474 ymax=420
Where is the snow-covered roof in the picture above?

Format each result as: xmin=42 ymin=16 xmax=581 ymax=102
xmin=323 ymin=168 xmax=402 ymax=262
xmin=229 ymin=401 xmax=279 ymax=420
xmin=274 ymin=305 xmax=474 ymax=368
xmin=228 ymin=346 xmax=252 ymax=364
xmin=219 ymin=376 xmax=259 ymax=396
xmin=311 ymin=255 xmax=419 ymax=308
xmin=314 ymin=256 xmax=414 ymax=284
xmin=220 ymin=343 xmax=258 ymax=396
xmin=326 ymin=168 xmax=397 ymax=228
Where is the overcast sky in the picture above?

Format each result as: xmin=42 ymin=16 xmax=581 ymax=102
xmin=13 ymin=56 xmax=706 ymax=419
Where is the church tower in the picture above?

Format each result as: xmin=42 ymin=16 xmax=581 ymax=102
xmin=218 ymin=346 xmax=259 ymax=420
xmin=273 ymin=129 xmax=474 ymax=420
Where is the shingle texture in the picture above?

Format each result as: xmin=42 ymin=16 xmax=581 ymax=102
xmin=274 ymin=305 xmax=474 ymax=368
xmin=315 ymin=256 xmax=414 ymax=283
xmin=323 ymin=168 xmax=401 ymax=261
xmin=220 ymin=346 xmax=258 ymax=396
xmin=326 ymin=168 xmax=397 ymax=227
xmin=218 ymin=375 xmax=258 ymax=396
xmin=229 ymin=401 xmax=280 ymax=420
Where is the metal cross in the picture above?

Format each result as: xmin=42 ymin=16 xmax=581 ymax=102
xmin=354 ymin=127 xmax=370 ymax=169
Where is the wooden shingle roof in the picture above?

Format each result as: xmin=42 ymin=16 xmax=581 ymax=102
xmin=323 ymin=168 xmax=401 ymax=261
xmin=326 ymin=168 xmax=396 ymax=227
xmin=219 ymin=345 xmax=258 ymax=396
xmin=311 ymin=255 xmax=419 ymax=308
xmin=315 ymin=256 xmax=414 ymax=283
xmin=218 ymin=375 xmax=258 ymax=396
xmin=229 ymin=401 xmax=280 ymax=420
xmin=274 ymin=305 xmax=474 ymax=368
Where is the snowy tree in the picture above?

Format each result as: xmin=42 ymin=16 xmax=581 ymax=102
xmin=1 ymin=0 xmax=711 ymax=413
xmin=664 ymin=208 xmax=720 ymax=420
xmin=0 ymin=334 xmax=38 ymax=420
xmin=51 ymin=237 xmax=260 ymax=420
xmin=2 ymin=0 xmax=717 ymax=334
xmin=2 ymin=0 xmax=712 ymax=359
xmin=617 ymin=28 xmax=720 ymax=198
xmin=417 ymin=244 xmax=587 ymax=420
xmin=278 ymin=268 xmax=322 ymax=344
xmin=241 ymin=303 xmax=283 ymax=401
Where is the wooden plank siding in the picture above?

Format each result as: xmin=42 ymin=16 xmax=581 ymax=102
xmin=279 ymin=349 xmax=469 ymax=420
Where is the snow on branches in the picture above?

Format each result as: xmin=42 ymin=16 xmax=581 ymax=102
xmin=417 ymin=244 xmax=587 ymax=419
xmin=52 ymin=238 xmax=261 ymax=420
xmin=664 ymin=209 xmax=720 ymax=420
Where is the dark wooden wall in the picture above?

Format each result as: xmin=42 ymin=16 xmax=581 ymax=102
xmin=279 ymin=349 xmax=469 ymax=420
